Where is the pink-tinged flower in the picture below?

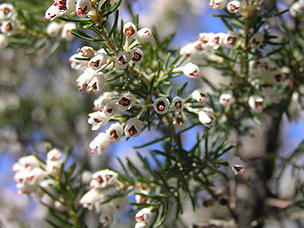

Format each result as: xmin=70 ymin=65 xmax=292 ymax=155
xmin=209 ymin=0 xmax=227 ymax=10
xmin=90 ymin=169 xmax=119 ymax=189
xmin=61 ymin=22 xmax=76 ymax=40
xmin=227 ymin=0 xmax=241 ymax=14
xmin=136 ymin=28 xmax=152 ymax=43
xmin=135 ymin=190 xmax=149 ymax=204
xmin=250 ymin=32 xmax=264 ymax=49
xmin=88 ymin=53 xmax=108 ymax=71
xmin=44 ymin=0 xmax=75 ymax=21
xmin=191 ymin=90 xmax=207 ymax=103
xmin=135 ymin=207 xmax=155 ymax=225
xmin=0 ymin=4 xmax=16 ymax=20
xmin=173 ymin=112 xmax=187 ymax=129
xmin=130 ymin=48 xmax=144 ymax=63
xmin=86 ymin=76 xmax=106 ymax=94
xmin=153 ymin=97 xmax=170 ymax=114
xmin=172 ymin=97 xmax=184 ymax=111
xmin=88 ymin=111 xmax=110 ymax=131
xmin=123 ymin=22 xmax=137 ymax=38
xmin=219 ymin=93 xmax=233 ymax=106
xmin=124 ymin=118 xmax=143 ymax=137
xmin=89 ymin=133 xmax=111 ymax=154
xmin=182 ymin=62 xmax=200 ymax=78
xmin=198 ymin=107 xmax=216 ymax=127
xmin=115 ymin=51 xmax=130 ymax=69
xmin=76 ymin=68 xmax=96 ymax=91
xmin=249 ymin=96 xmax=264 ymax=112
xmin=223 ymin=33 xmax=238 ymax=47
xmin=103 ymin=100 xmax=119 ymax=116
xmin=117 ymin=93 xmax=136 ymax=112
xmin=12 ymin=155 xmax=40 ymax=172
xmin=1 ymin=20 xmax=17 ymax=36
xmin=210 ymin=33 xmax=225 ymax=49
xmin=229 ymin=156 xmax=245 ymax=175
xmin=76 ymin=0 xmax=92 ymax=17
xmin=180 ymin=43 xmax=197 ymax=57
xmin=106 ymin=122 xmax=124 ymax=143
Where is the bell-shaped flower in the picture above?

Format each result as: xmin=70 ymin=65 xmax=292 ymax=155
xmin=172 ymin=97 xmax=184 ymax=111
xmin=76 ymin=68 xmax=96 ymax=91
xmin=219 ymin=93 xmax=233 ymax=106
xmin=223 ymin=32 xmax=238 ymax=47
xmin=191 ymin=90 xmax=207 ymax=103
xmin=76 ymin=0 xmax=92 ymax=17
xmin=0 ymin=4 xmax=16 ymax=21
xmin=130 ymin=48 xmax=144 ymax=64
xmin=94 ymin=92 xmax=113 ymax=111
xmin=123 ymin=22 xmax=137 ymax=38
xmin=117 ymin=93 xmax=136 ymax=112
xmin=210 ymin=33 xmax=225 ymax=49
xmin=227 ymin=0 xmax=241 ymax=13
xmin=89 ymin=133 xmax=111 ymax=155
xmin=229 ymin=156 xmax=245 ymax=175
xmin=90 ymin=169 xmax=119 ymax=189
xmin=79 ymin=188 xmax=105 ymax=211
xmin=99 ymin=213 xmax=113 ymax=228
xmin=124 ymin=118 xmax=143 ymax=137
xmin=153 ymin=97 xmax=170 ymax=114
xmin=1 ymin=20 xmax=17 ymax=36
xmin=209 ymin=0 xmax=227 ymax=10
xmin=69 ymin=53 xmax=88 ymax=71
xmin=173 ymin=112 xmax=187 ymax=129
xmin=88 ymin=53 xmax=108 ymax=71
xmin=180 ymin=43 xmax=197 ymax=57
xmin=47 ymin=22 xmax=62 ymax=37
xmin=248 ymin=96 xmax=264 ymax=112
xmin=198 ymin=107 xmax=216 ymax=127
xmin=61 ymin=22 xmax=76 ymax=40
xmin=106 ymin=122 xmax=124 ymax=143
xmin=78 ymin=46 xmax=95 ymax=58
xmin=250 ymin=32 xmax=264 ymax=49
xmin=136 ymin=28 xmax=152 ymax=43
xmin=86 ymin=76 xmax=105 ymax=94
xmin=135 ymin=207 xmax=155 ymax=225
xmin=115 ymin=51 xmax=130 ymax=69
xmin=88 ymin=111 xmax=110 ymax=131
xmin=104 ymin=99 xmax=119 ymax=116
xmin=182 ymin=62 xmax=200 ymax=78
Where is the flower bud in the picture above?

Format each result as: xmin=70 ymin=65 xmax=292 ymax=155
xmin=47 ymin=22 xmax=62 ymax=37
xmin=227 ymin=1 xmax=241 ymax=14
xmin=88 ymin=53 xmax=108 ymax=71
xmin=248 ymin=96 xmax=264 ymax=112
xmin=219 ymin=93 xmax=233 ymax=106
xmin=182 ymin=62 xmax=200 ymax=78
xmin=125 ymin=118 xmax=143 ymax=137
xmin=229 ymin=156 xmax=245 ymax=175
xmin=172 ymin=97 xmax=184 ymax=111
xmin=250 ymin=32 xmax=264 ymax=49
xmin=153 ymin=97 xmax=170 ymax=114
xmin=76 ymin=0 xmax=92 ymax=17
xmin=123 ymin=22 xmax=137 ymax=38
xmin=130 ymin=48 xmax=144 ymax=63
xmin=106 ymin=122 xmax=124 ymax=143
xmin=104 ymin=100 xmax=119 ymax=116
xmin=115 ymin=51 xmax=130 ymax=69
xmin=117 ymin=93 xmax=136 ymax=112
xmin=136 ymin=28 xmax=152 ymax=43
xmin=61 ymin=22 xmax=76 ymax=40
xmin=88 ymin=111 xmax=110 ymax=130
xmin=198 ymin=107 xmax=216 ymax=127
xmin=89 ymin=133 xmax=111 ymax=154
xmin=209 ymin=0 xmax=227 ymax=10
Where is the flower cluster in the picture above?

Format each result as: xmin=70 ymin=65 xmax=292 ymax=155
xmin=209 ymin=0 xmax=241 ymax=14
xmin=46 ymin=21 xmax=76 ymax=40
xmin=0 ymin=3 xmax=18 ymax=49
xmin=79 ymin=169 xmax=126 ymax=227
xmin=12 ymin=149 xmax=63 ymax=206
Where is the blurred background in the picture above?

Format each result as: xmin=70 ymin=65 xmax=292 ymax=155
xmin=0 ymin=0 xmax=304 ymax=227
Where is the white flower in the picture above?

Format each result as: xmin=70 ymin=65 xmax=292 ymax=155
xmin=125 ymin=118 xmax=143 ymax=137
xmin=99 ymin=213 xmax=113 ymax=228
xmin=182 ymin=62 xmax=200 ymax=78
xmin=191 ymin=90 xmax=207 ymax=103
xmin=89 ymin=133 xmax=111 ymax=154
xmin=115 ymin=51 xmax=130 ymax=69
xmin=12 ymin=155 xmax=40 ymax=172
xmin=219 ymin=93 xmax=233 ymax=106
xmin=88 ymin=111 xmax=110 ymax=130
xmin=228 ymin=156 xmax=245 ymax=175
xmin=104 ymin=99 xmax=119 ymax=116
xmin=199 ymin=33 xmax=212 ymax=45
xmin=78 ymin=46 xmax=95 ymax=58
xmin=76 ymin=0 xmax=92 ymax=17
xmin=135 ymin=207 xmax=155 ymax=225
xmin=153 ymin=97 xmax=170 ymax=114
xmin=209 ymin=0 xmax=227 ymax=10
xmin=61 ymin=22 xmax=76 ymax=40
xmin=227 ymin=0 xmax=241 ymax=14
xmin=136 ymin=28 xmax=152 ymax=43
xmin=21 ymin=168 xmax=47 ymax=194
xmin=106 ymin=122 xmax=124 ymax=143
xmin=45 ymin=0 xmax=75 ymax=21
xmin=249 ymin=60 xmax=269 ymax=77
xmin=0 ymin=4 xmax=16 ymax=21
xmin=86 ymin=76 xmax=105 ymax=94
xmin=210 ymin=33 xmax=225 ymax=49
xmin=172 ymin=97 xmax=184 ymax=111
xmin=44 ymin=4 xmax=61 ymax=21
xmin=250 ymin=32 xmax=264 ymax=49
xmin=76 ymin=68 xmax=96 ymax=91
xmin=94 ymin=92 xmax=113 ymax=111
xmin=46 ymin=149 xmax=63 ymax=175
xmin=123 ymin=22 xmax=137 ymax=38
xmin=90 ymin=169 xmax=119 ymax=189
xmin=47 ymin=148 xmax=62 ymax=161
xmin=173 ymin=112 xmax=187 ymax=129
xmin=0 ymin=34 xmax=8 ymax=50
xmin=47 ymin=22 xmax=62 ymax=37
xmin=135 ymin=222 xmax=147 ymax=228
xmin=180 ymin=43 xmax=196 ymax=57
xmin=130 ymin=48 xmax=144 ymax=63
xmin=248 ymin=96 xmax=264 ymax=112
xmin=290 ymin=1 xmax=304 ymax=17
xmin=198 ymin=107 xmax=216 ymax=127
xmin=88 ymin=53 xmax=108 ymax=71
xmin=79 ymin=188 xmax=105 ymax=211
xmin=117 ymin=93 xmax=136 ymax=112
xmin=69 ymin=53 xmax=88 ymax=71
xmin=135 ymin=190 xmax=149 ymax=204
xmin=1 ymin=21 xmax=17 ymax=36
xmin=223 ymin=32 xmax=238 ymax=47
